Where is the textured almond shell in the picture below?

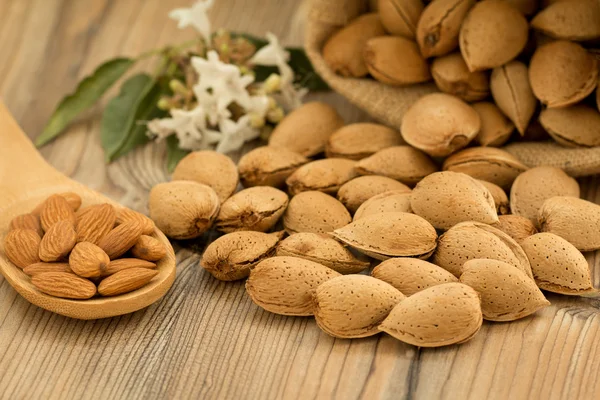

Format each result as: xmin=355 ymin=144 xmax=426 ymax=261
xmin=148 ymin=181 xmax=220 ymax=240
xmin=492 ymin=214 xmax=537 ymax=244
xmin=431 ymin=52 xmax=489 ymax=101
xmin=322 ymin=13 xmax=386 ymax=77
xmin=269 ymin=102 xmax=344 ymax=157
xmin=529 ymin=40 xmax=598 ymax=108
xmin=337 ymin=175 xmax=410 ymax=213
xmin=472 ymin=101 xmax=514 ymax=147
xmin=246 ymin=256 xmax=341 ymax=316
xmin=538 ymin=196 xmax=600 ymax=252
xmin=378 ymin=0 xmax=424 ymax=38
xmin=459 ymin=0 xmax=528 ymax=71
xmin=442 ymin=147 xmax=528 ymax=190
xmin=540 ymin=105 xmax=600 ymax=148
xmin=313 ymin=275 xmax=405 ymax=338
xmin=201 ymin=231 xmax=279 ymax=281
xmin=332 ymin=212 xmax=437 ymax=260
xmin=283 ymin=191 xmax=351 ymax=235
xmin=237 ymin=146 xmax=308 ymax=188
xmin=460 ymin=259 xmax=549 ymax=321
xmin=275 ymin=232 xmax=369 ymax=274
xmin=355 ymin=146 xmax=438 ymax=185
xmin=490 ymin=61 xmax=536 ymax=135
xmin=372 ymin=258 xmax=458 ymax=296
xmin=432 ymin=221 xmax=533 ymax=278
xmin=172 ymin=150 xmax=239 ymax=203
xmin=215 ymin=186 xmax=288 ymax=233
xmin=286 ymin=158 xmax=358 ymax=196
xmin=325 ymin=123 xmax=404 ymax=160
xmin=379 ymin=282 xmax=483 ymax=347
xmin=4 ymin=229 xmax=41 ymax=268
xmin=410 ymin=171 xmax=498 ymax=229
xmin=39 ymin=220 xmax=77 ymax=262
xmin=531 ymin=0 xmax=600 ymax=41
xmin=510 ymin=166 xmax=580 ymax=225
xmin=416 ymin=0 xmax=475 ymax=58
xmin=477 ymin=180 xmax=509 ymax=215
xmin=401 ymin=93 xmax=480 ymax=157
xmin=75 ymin=204 xmax=116 ymax=245
xmin=504 ymin=0 xmax=538 ymax=15
xmin=521 ymin=232 xmax=594 ymax=294
xmin=353 ymin=190 xmax=413 ymax=221
xmin=364 ymin=36 xmax=431 ymax=85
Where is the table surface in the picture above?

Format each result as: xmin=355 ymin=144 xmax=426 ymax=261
xmin=1 ymin=0 xmax=600 ymax=399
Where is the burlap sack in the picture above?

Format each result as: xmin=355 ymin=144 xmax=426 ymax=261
xmin=304 ymin=0 xmax=600 ymax=177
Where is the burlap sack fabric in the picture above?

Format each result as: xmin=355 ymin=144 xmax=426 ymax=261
xmin=304 ymin=0 xmax=600 ymax=177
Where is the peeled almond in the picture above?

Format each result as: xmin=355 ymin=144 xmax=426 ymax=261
xmin=410 ymin=171 xmax=498 ymax=229
xmin=237 ymin=146 xmax=309 ymax=188
xmin=353 ymin=189 xmax=413 ymax=221
xmin=540 ymin=105 xmax=600 ymax=148
xmin=492 ymin=214 xmax=537 ymax=244
xmin=460 ymin=259 xmax=550 ymax=321
xmin=355 ymin=146 xmax=438 ymax=185
xmin=401 ymin=93 xmax=480 ymax=157
xmin=283 ymin=191 xmax=351 ymax=235
xmin=510 ymin=166 xmax=580 ymax=225
xmin=286 ymin=158 xmax=357 ymax=196
xmin=313 ymin=275 xmax=405 ymax=338
xmin=378 ymin=0 xmax=424 ymax=38
xmin=379 ymin=283 xmax=483 ymax=347
xmin=459 ymin=0 xmax=528 ymax=71
xmin=521 ymin=233 xmax=594 ymax=294
xmin=531 ymin=0 xmax=600 ymax=41
xmin=431 ymin=52 xmax=489 ymax=101
xmin=529 ymin=40 xmax=598 ymax=108
xmin=332 ymin=212 xmax=437 ymax=260
xmin=337 ymin=175 xmax=410 ymax=213
xmin=472 ymin=102 xmax=514 ymax=147
xmin=490 ymin=61 xmax=536 ymax=135
xmin=364 ymin=36 xmax=431 ymax=85
xmin=372 ymin=258 xmax=458 ymax=296
xmin=477 ymin=180 xmax=509 ymax=215
xmin=325 ymin=123 xmax=404 ymax=160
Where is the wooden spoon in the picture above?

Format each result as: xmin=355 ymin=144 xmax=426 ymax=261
xmin=0 ymin=101 xmax=176 ymax=319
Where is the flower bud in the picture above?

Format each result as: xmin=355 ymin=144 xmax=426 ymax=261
xmin=157 ymin=98 xmax=172 ymax=110
xmin=169 ymin=79 xmax=188 ymax=95
xmin=249 ymin=113 xmax=266 ymax=128
xmin=263 ymin=73 xmax=282 ymax=93
xmin=266 ymin=107 xmax=284 ymax=123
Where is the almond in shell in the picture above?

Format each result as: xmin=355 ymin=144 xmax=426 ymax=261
xmin=237 ymin=146 xmax=309 ymax=188
xmin=31 ymin=272 xmax=96 ymax=299
xmin=69 ymin=241 xmax=110 ymax=278
xmin=40 ymin=194 xmax=76 ymax=232
xmin=131 ymin=235 xmax=167 ymax=262
xmin=492 ymin=214 xmax=537 ymax=244
xmin=410 ymin=171 xmax=498 ymax=229
xmin=283 ymin=191 xmax=351 ymax=235
xmin=325 ymin=123 xmax=404 ymax=160
xmin=460 ymin=259 xmax=550 ymax=321
xmin=246 ymin=256 xmax=341 ymax=316
xmin=355 ymin=146 xmax=438 ymax=185
xmin=521 ymin=232 xmax=594 ymax=294
xmin=379 ymin=282 xmax=483 ymax=347
xmin=313 ymin=275 xmax=405 ymax=338
xmin=39 ymin=220 xmax=77 ymax=262
xmin=353 ymin=190 xmax=413 ymax=221
xmin=97 ymin=221 xmax=143 ymax=259
xmin=431 ymin=52 xmax=489 ymax=101
xmin=23 ymin=262 xmax=72 ymax=276
xmin=372 ymin=258 xmax=458 ymax=296
xmin=472 ymin=102 xmax=514 ymax=147
xmin=531 ymin=0 xmax=600 ymax=41
xmin=3 ymin=229 xmax=41 ymax=268
xmin=286 ymin=158 xmax=357 ymax=196
xmin=75 ymin=204 xmax=116 ymax=244
xmin=364 ymin=36 xmax=431 ymax=85
xmin=504 ymin=0 xmax=538 ymax=15
xmin=337 ymin=175 xmax=410 ymax=213
xmin=378 ymin=0 xmax=424 ymax=38
xmin=9 ymin=214 xmax=42 ymax=237
xmin=332 ymin=212 xmax=437 ymax=260
xmin=201 ymin=231 xmax=279 ymax=281
xmin=98 ymin=267 xmax=158 ymax=296
xmin=540 ymin=105 xmax=600 ymax=148
xmin=477 ymin=180 xmax=509 ymax=215
xmin=276 ymin=232 xmax=370 ymax=274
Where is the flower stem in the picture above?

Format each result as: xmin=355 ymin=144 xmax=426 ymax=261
xmin=136 ymin=38 xmax=203 ymax=61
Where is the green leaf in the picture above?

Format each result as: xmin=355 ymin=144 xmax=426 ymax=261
xmin=36 ymin=57 xmax=135 ymax=146
xmin=166 ymin=135 xmax=190 ymax=172
xmin=101 ymin=73 xmax=162 ymax=162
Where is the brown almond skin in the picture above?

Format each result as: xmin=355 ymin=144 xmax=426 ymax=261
xmin=97 ymin=221 xmax=144 ymax=259
xmin=286 ymin=158 xmax=358 ymax=196
xmin=269 ymin=102 xmax=344 ymax=157
xmin=40 ymin=194 xmax=76 ymax=232
xmin=98 ymin=268 xmax=159 ymax=296
xmin=116 ymin=208 xmax=155 ymax=235
xmin=313 ymin=275 xmax=405 ymax=338
xmin=521 ymin=233 xmax=594 ymax=294
xmin=364 ymin=36 xmax=431 ymax=86
xmin=378 ymin=0 xmax=424 ymax=38
xmin=32 ymin=272 xmax=96 ymax=299
xmin=75 ymin=204 xmax=116 ymax=245
xmin=322 ymin=13 xmax=385 ymax=77
xmin=39 ymin=220 xmax=77 ymax=262
xmin=246 ymin=256 xmax=341 ymax=316
xmin=477 ymin=180 xmax=509 ymax=215
xmin=283 ymin=191 xmax=351 ymax=235
xmin=472 ymin=102 xmax=514 ymax=147
xmin=379 ymin=282 xmax=483 ymax=347
xmin=401 ymin=93 xmax=480 ymax=157
xmin=431 ymin=52 xmax=489 ymax=101
xmin=325 ymin=123 xmax=404 ymax=160
xmin=9 ymin=214 xmax=43 ymax=237
xmin=103 ymin=258 xmax=157 ymax=277
xmin=69 ymin=241 xmax=110 ymax=278
xmin=372 ymin=258 xmax=458 ymax=296
xmin=540 ymin=105 xmax=600 ymax=148
xmin=460 ymin=259 xmax=550 ymax=321
xmin=172 ymin=150 xmax=239 ymax=203
xmin=237 ymin=146 xmax=308 ymax=188
xmin=337 ymin=175 xmax=410 ymax=213
xmin=416 ymin=0 xmax=475 ymax=58
xmin=529 ymin=40 xmax=598 ymax=108
xmin=490 ymin=61 xmax=536 ymax=135
xmin=32 ymin=192 xmax=81 ymax=216
xmin=353 ymin=190 xmax=413 ymax=221
xmin=492 ymin=214 xmax=537 ymax=244
xmin=459 ymin=0 xmax=528 ymax=72
xmin=355 ymin=146 xmax=438 ymax=185
xmin=201 ymin=231 xmax=279 ymax=281
xmin=4 ymin=229 xmax=41 ymax=268
xmin=510 ymin=166 xmax=580 ymax=226
xmin=531 ymin=0 xmax=600 ymax=41
xmin=23 ymin=262 xmax=72 ymax=276
xmin=130 ymin=235 xmax=167 ymax=262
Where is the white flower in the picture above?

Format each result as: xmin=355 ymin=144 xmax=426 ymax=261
xmin=250 ymin=32 xmax=290 ymax=67
xmin=216 ymin=115 xmax=259 ymax=153
xmin=169 ymin=0 xmax=214 ymax=43
xmin=194 ymin=88 xmax=232 ymax=126
xmin=191 ymin=51 xmax=240 ymax=92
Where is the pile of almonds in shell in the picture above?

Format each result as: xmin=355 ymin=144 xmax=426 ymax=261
xmin=3 ymin=193 xmax=166 ymax=299
xmin=323 ymin=0 xmax=600 ymax=151
xmin=147 ymin=100 xmax=600 ymax=347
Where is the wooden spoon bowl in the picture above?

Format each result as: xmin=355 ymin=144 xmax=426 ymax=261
xmin=0 ymin=102 xmax=176 ymax=319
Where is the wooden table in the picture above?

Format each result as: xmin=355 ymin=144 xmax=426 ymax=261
xmin=1 ymin=1 xmax=600 ymax=398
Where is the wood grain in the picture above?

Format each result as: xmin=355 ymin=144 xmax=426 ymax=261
xmin=0 ymin=0 xmax=599 ymax=399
